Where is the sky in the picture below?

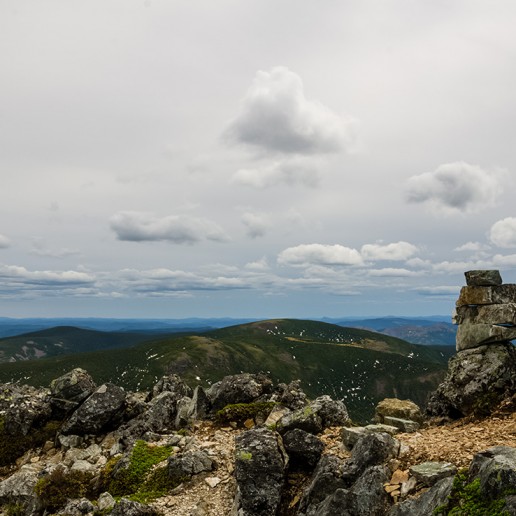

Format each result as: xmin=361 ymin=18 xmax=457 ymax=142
xmin=1 ymin=0 xmax=516 ymax=319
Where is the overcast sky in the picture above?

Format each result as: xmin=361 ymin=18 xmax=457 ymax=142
xmin=1 ymin=0 xmax=516 ymax=319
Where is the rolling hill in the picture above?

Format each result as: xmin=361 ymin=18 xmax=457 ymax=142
xmin=0 ymin=319 xmax=453 ymax=421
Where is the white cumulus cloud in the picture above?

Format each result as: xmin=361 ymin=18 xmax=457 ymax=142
xmin=361 ymin=241 xmax=418 ymax=261
xmin=278 ymin=244 xmax=363 ymax=267
xmin=226 ymin=66 xmax=357 ymax=155
xmin=454 ymin=241 xmax=490 ymax=252
xmin=405 ymin=162 xmax=505 ymax=214
xmin=232 ymin=159 xmax=320 ymax=189
xmin=490 ymin=217 xmax=516 ymax=248
xmin=110 ymin=212 xmax=229 ymax=244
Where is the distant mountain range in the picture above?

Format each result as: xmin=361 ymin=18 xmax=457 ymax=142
xmin=0 ymin=319 xmax=455 ymax=422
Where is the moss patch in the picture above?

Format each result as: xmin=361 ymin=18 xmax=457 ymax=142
xmin=34 ymin=466 xmax=94 ymax=513
xmin=105 ymin=440 xmax=174 ymax=502
xmin=434 ymin=469 xmax=511 ymax=516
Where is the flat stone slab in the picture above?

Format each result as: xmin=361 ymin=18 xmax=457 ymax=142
xmin=456 ymin=285 xmax=516 ymax=307
xmin=341 ymin=424 xmax=399 ymax=449
xmin=455 ymin=303 xmax=516 ymax=325
xmin=409 ymin=461 xmax=457 ymax=486
xmin=464 ymin=270 xmax=502 ymax=286
xmin=383 ymin=416 xmax=420 ymax=433
xmin=456 ymin=321 xmax=516 ymax=351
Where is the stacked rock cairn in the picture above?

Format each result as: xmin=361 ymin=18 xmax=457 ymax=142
xmin=454 ymin=269 xmax=516 ymax=351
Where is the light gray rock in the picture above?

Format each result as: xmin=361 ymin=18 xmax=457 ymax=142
xmin=456 ymin=284 xmax=516 ymax=307
xmin=350 ymin=432 xmax=400 ymax=474
xmin=383 ymin=416 xmax=420 ymax=433
xmin=465 ymin=270 xmax=503 ymax=286
xmin=342 ymin=427 xmax=370 ymax=450
xmin=310 ymin=395 xmax=350 ymax=428
xmin=409 ymin=461 xmax=457 ymax=486
xmin=98 ymin=491 xmax=115 ymax=511
xmin=277 ymin=405 xmax=323 ymax=435
xmin=55 ymin=497 xmax=95 ymax=515
xmin=146 ymin=374 xmax=193 ymax=402
xmin=0 ymin=465 xmax=41 ymax=515
xmin=111 ymin=498 xmax=159 ymax=515
xmin=70 ymin=459 xmax=96 ymax=473
xmin=455 ymin=303 xmax=516 ymax=325
xmin=58 ymin=434 xmax=83 ymax=450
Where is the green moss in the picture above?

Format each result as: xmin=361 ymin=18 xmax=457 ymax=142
xmin=434 ymin=469 xmax=511 ymax=516
xmin=105 ymin=440 xmax=174 ymax=502
xmin=5 ymin=503 xmax=26 ymax=516
xmin=215 ymin=402 xmax=277 ymax=424
xmin=238 ymin=451 xmax=253 ymax=461
xmin=34 ymin=466 xmax=94 ymax=513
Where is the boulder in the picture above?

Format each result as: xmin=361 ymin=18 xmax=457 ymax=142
xmin=233 ymin=427 xmax=287 ymax=516
xmin=3 ymin=390 xmax=51 ymax=436
xmin=49 ymin=368 xmax=97 ymax=416
xmin=276 ymin=405 xmax=323 ymax=435
xmin=61 ymin=383 xmax=126 ymax=435
xmin=455 ymin=303 xmax=516 ymax=326
xmin=146 ymin=374 xmax=192 ymax=402
xmin=388 ymin=476 xmax=454 ymax=516
xmin=383 ymin=416 xmax=420 ymax=433
xmin=426 ymin=343 xmax=516 ymax=419
xmin=456 ymin=320 xmax=516 ymax=351
xmin=168 ymin=449 xmax=214 ymax=481
xmin=342 ymin=425 xmax=399 ymax=450
xmin=55 ymin=497 xmax=95 ymax=515
xmin=282 ymin=428 xmax=324 ymax=469
xmin=345 ymin=465 xmax=391 ymax=516
xmin=349 ymin=432 xmax=400 ymax=474
xmin=208 ymin=373 xmax=273 ymax=412
xmin=465 ymin=270 xmax=503 ymax=286
xmin=310 ymin=395 xmax=350 ymax=427
xmin=0 ymin=464 xmax=41 ymax=515
xmin=469 ymin=446 xmax=516 ymax=500
xmin=274 ymin=380 xmax=308 ymax=410
xmin=456 ymin=284 xmax=516 ymax=307
xmin=298 ymin=454 xmax=348 ymax=515
xmin=375 ymin=398 xmax=423 ymax=425
xmin=98 ymin=491 xmax=115 ymax=511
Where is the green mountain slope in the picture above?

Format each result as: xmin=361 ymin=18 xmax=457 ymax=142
xmin=0 ymin=319 xmax=453 ymax=422
xmin=0 ymin=326 xmax=156 ymax=363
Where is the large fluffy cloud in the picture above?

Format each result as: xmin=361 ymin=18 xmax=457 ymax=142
xmin=490 ymin=217 xmax=516 ymax=248
xmin=110 ymin=212 xmax=229 ymax=244
xmin=226 ymin=67 xmax=357 ymax=155
xmin=278 ymin=244 xmax=363 ymax=267
xmin=405 ymin=162 xmax=504 ymax=213
xmin=232 ymin=159 xmax=319 ymax=188
xmin=0 ymin=235 xmax=10 ymax=249
xmin=361 ymin=241 xmax=418 ymax=261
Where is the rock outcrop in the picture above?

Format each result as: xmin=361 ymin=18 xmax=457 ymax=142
xmin=427 ymin=270 xmax=516 ymax=419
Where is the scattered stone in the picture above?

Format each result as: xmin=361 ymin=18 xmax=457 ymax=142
xmin=98 ymin=491 xmax=115 ymax=511
xmin=375 ymin=398 xmax=423 ymax=425
xmin=55 ymin=497 xmax=95 ymax=515
xmin=168 ymin=449 xmax=214 ymax=480
xmin=409 ymin=461 xmax=457 ymax=486
xmin=205 ymin=476 xmax=221 ymax=488
xmin=309 ymin=395 xmax=350 ymax=428
xmin=342 ymin=426 xmax=370 ymax=449
xmin=111 ymin=498 xmax=159 ymax=515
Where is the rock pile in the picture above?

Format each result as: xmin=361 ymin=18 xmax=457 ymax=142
xmin=427 ymin=270 xmax=516 ymax=419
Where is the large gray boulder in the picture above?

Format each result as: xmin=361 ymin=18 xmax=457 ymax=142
xmin=276 ymin=404 xmax=323 ymax=435
xmin=464 ymin=270 xmax=503 ymax=286
xmin=3 ymin=387 xmax=51 ymax=436
xmin=49 ymin=368 xmax=97 ymax=416
xmin=168 ymin=449 xmax=214 ymax=481
xmin=61 ymin=383 xmax=126 ymax=435
xmin=0 ymin=465 xmax=42 ymax=515
xmin=426 ymin=343 xmax=516 ymax=418
xmin=233 ymin=427 xmax=287 ymax=516
xmin=310 ymin=395 xmax=350 ymax=427
xmin=469 ymin=446 xmax=516 ymax=500
xmin=456 ymin=320 xmax=516 ymax=351
xmin=146 ymin=374 xmax=192 ymax=402
xmin=208 ymin=373 xmax=273 ymax=412
xmin=456 ymin=284 xmax=516 ymax=306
